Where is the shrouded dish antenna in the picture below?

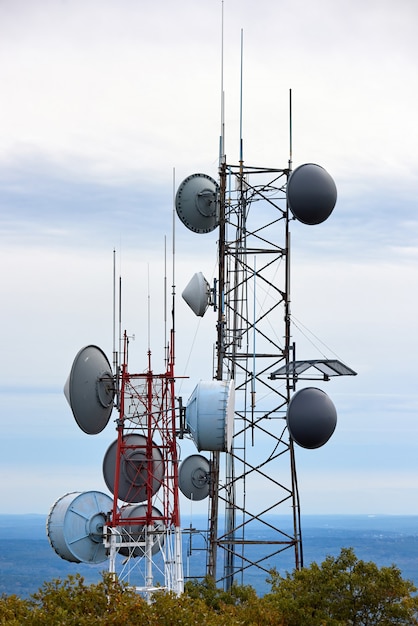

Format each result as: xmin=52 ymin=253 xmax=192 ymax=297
xmin=117 ymin=504 xmax=164 ymax=557
xmin=186 ymin=380 xmax=234 ymax=452
xmin=64 ymin=345 xmax=115 ymax=435
xmin=286 ymin=387 xmax=337 ymax=449
xmin=287 ymin=163 xmax=337 ymax=225
xmin=176 ymin=173 xmax=219 ymax=233
xmin=47 ymin=491 xmax=113 ymax=564
xmin=182 ymin=272 xmax=211 ymax=317
xmin=102 ymin=434 xmax=165 ymax=503
xmin=179 ymin=454 xmax=210 ymax=500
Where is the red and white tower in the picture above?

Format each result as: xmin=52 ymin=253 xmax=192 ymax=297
xmin=47 ymin=258 xmax=184 ymax=598
xmin=104 ymin=329 xmax=184 ymax=596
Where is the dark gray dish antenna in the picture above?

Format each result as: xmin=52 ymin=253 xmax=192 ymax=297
xmin=186 ymin=380 xmax=234 ymax=452
xmin=179 ymin=454 xmax=210 ymax=501
xmin=286 ymin=387 xmax=337 ymax=449
xmin=176 ymin=173 xmax=219 ymax=233
xmin=47 ymin=491 xmax=113 ymax=564
xmin=287 ymin=163 xmax=337 ymax=225
xmin=64 ymin=345 xmax=114 ymax=435
xmin=103 ymin=434 xmax=165 ymax=503
xmin=118 ymin=504 xmax=164 ymax=557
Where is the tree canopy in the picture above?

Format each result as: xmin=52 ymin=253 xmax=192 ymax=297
xmin=0 ymin=548 xmax=417 ymax=625
xmin=265 ymin=547 xmax=418 ymax=626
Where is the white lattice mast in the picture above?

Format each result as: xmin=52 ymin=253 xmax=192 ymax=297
xmin=104 ymin=327 xmax=183 ymax=596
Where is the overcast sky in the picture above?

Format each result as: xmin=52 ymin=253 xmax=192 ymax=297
xmin=1 ymin=0 xmax=418 ymax=519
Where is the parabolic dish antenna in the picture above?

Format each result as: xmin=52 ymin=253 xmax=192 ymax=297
xmin=186 ymin=379 xmax=235 ymax=452
xmin=179 ymin=454 xmax=210 ymax=501
xmin=64 ymin=345 xmax=115 ymax=435
xmin=175 ymin=173 xmax=219 ymax=233
xmin=287 ymin=163 xmax=337 ymax=225
xmin=103 ymin=434 xmax=165 ymax=503
xmin=286 ymin=387 xmax=337 ymax=449
xmin=117 ymin=504 xmax=164 ymax=557
xmin=47 ymin=491 xmax=113 ymax=564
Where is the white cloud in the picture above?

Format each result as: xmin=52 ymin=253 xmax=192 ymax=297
xmin=297 ymin=465 xmax=418 ymax=515
xmin=0 ymin=0 xmax=418 ymax=521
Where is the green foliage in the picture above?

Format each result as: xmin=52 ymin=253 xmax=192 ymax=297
xmin=265 ymin=547 xmax=418 ymax=626
xmin=0 ymin=593 xmax=31 ymax=625
xmin=183 ymin=576 xmax=281 ymax=625
xmin=184 ymin=574 xmax=257 ymax=610
xmin=0 ymin=549 xmax=417 ymax=625
xmin=150 ymin=590 xmax=224 ymax=625
xmin=8 ymin=572 xmax=150 ymax=625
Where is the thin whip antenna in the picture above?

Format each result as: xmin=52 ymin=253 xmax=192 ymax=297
xmin=147 ymin=264 xmax=151 ymax=352
xmin=239 ymin=28 xmax=244 ymax=163
xmin=164 ymin=235 xmax=167 ymax=364
xmin=219 ymin=0 xmax=225 ymax=164
xmin=171 ymin=167 xmax=176 ymax=365
xmin=118 ymin=274 xmax=122 ymax=369
xmin=112 ymin=249 xmax=117 ymax=375
xmin=289 ymin=88 xmax=293 ymax=171
xmin=116 ymin=244 xmax=122 ymax=376
xmin=112 ymin=249 xmax=120 ymax=409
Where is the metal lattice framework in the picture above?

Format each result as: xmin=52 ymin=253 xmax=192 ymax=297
xmin=105 ymin=331 xmax=184 ymax=597
xmin=207 ymin=161 xmax=302 ymax=588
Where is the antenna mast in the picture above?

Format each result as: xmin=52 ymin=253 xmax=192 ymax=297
xmin=52 ymin=9 xmax=355 ymax=601
xmin=239 ymin=28 xmax=244 ymax=164
xmin=289 ymin=88 xmax=293 ymax=170
xmin=52 ymin=200 xmax=184 ymax=599
xmin=219 ymin=0 xmax=225 ymax=164
xmin=174 ymin=46 xmax=354 ymax=589
xmin=104 ymin=232 xmax=184 ymax=596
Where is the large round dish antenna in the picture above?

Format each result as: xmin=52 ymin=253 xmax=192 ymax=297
xmin=103 ymin=434 xmax=165 ymax=503
xmin=176 ymin=173 xmax=219 ymax=233
xmin=64 ymin=345 xmax=114 ymax=435
xmin=186 ymin=380 xmax=234 ymax=452
xmin=286 ymin=387 xmax=337 ymax=449
xmin=47 ymin=491 xmax=113 ymax=564
xmin=287 ymin=163 xmax=337 ymax=225
xmin=179 ymin=454 xmax=210 ymax=501
xmin=118 ymin=504 xmax=164 ymax=557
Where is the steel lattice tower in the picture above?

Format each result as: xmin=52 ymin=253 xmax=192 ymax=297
xmin=105 ymin=330 xmax=184 ymax=597
xmin=206 ymin=160 xmax=302 ymax=588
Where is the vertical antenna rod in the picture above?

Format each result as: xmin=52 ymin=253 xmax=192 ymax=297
xmin=112 ymin=249 xmax=120 ymax=410
xmin=239 ymin=28 xmax=244 ymax=164
xmin=219 ymin=0 xmax=225 ymax=164
xmin=112 ymin=249 xmax=117 ymax=375
xmin=147 ymin=264 xmax=151 ymax=352
xmin=172 ymin=167 xmax=176 ymax=341
xmin=209 ymin=0 xmax=226 ymax=579
xmin=164 ymin=236 xmax=167 ymax=365
xmin=118 ymin=275 xmax=122 ymax=376
xmin=285 ymin=87 xmax=302 ymax=569
xmin=289 ymin=88 xmax=293 ymax=170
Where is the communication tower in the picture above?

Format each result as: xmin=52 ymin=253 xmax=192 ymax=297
xmin=176 ymin=94 xmax=356 ymax=589
xmin=47 ymin=261 xmax=184 ymax=597
xmin=46 ymin=27 xmax=356 ymax=593
xmin=103 ymin=328 xmax=183 ymax=596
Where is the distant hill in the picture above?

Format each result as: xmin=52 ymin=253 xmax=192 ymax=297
xmin=0 ymin=515 xmax=105 ymax=598
xmin=1 ymin=514 xmax=418 ymax=598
